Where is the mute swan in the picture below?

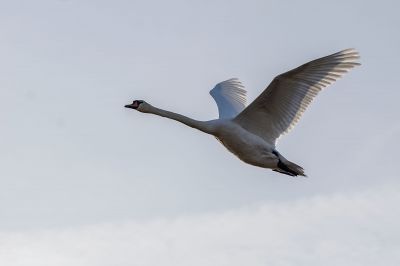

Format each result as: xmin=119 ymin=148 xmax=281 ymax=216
xmin=125 ymin=49 xmax=360 ymax=176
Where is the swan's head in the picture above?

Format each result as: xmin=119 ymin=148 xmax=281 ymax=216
xmin=125 ymin=100 xmax=150 ymax=112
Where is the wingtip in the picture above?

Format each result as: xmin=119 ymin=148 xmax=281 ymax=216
xmin=339 ymin=48 xmax=361 ymax=58
xmin=341 ymin=48 xmax=359 ymax=53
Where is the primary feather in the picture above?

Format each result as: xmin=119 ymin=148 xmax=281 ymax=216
xmin=234 ymin=48 xmax=360 ymax=145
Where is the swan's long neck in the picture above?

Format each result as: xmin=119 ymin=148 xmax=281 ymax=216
xmin=146 ymin=105 xmax=214 ymax=134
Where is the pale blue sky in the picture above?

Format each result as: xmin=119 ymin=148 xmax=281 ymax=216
xmin=1 ymin=0 xmax=399 ymax=227
xmin=0 ymin=1 xmax=399 ymax=264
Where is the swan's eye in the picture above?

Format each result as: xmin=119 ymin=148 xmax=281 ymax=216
xmin=125 ymin=100 xmax=144 ymax=109
xmin=132 ymin=100 xmax=143 ymax=108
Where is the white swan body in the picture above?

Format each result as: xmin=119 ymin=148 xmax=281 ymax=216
xmin=213 ymin=119 xmax=278 ymax=168
xmin=126 ymin=49 xmax=360 ymax=176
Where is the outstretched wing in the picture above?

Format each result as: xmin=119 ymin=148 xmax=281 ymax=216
xmin=210 ymin=78 xmax=247 ymax=119
xmin=234 ymin=48 xmax=360 ymax=145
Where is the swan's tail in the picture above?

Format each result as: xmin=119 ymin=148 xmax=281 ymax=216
xmin=272 ymin=151 xmax=307 ymax=177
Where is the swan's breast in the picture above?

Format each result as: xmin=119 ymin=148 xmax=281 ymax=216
xmin=214 ymin=121 xmax=274 ymax=165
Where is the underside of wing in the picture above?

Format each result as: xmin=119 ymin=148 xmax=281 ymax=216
xmin=234 ymin=48 xmax=360 ymax=145
xmin=210 ymin=78 xmax=247 ymax=119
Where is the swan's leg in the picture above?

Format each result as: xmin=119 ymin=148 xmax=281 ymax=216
xmin=272 ymin=168 xmax=296 ymax=176
xmin=271 ymin=150 xmax=306 ymax=177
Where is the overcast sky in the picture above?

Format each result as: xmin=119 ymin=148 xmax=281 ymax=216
xmin=1 ymin=0 xmax=399 ymax=265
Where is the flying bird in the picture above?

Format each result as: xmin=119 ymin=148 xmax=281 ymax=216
xmin=125 ymin=49 xmax=360 ymax=176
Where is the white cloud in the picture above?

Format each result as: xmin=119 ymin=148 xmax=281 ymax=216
xmin=1 ymin=184 xmax=399 ymax=266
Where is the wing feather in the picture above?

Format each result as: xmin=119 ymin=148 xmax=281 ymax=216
xmin=210 ymin=78 xmax=247 ymax=119
xmin=234 ymin=48 xmax=360 ymax=145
